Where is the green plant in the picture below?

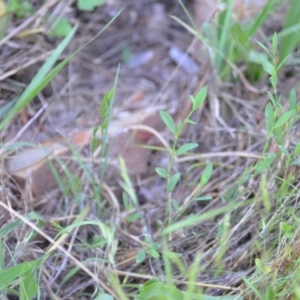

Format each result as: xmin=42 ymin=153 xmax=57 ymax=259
xmin=0 ymin=212 xmax=45 ymax=299
xmin=2 ymin=1 xmax=300 ymax=299
xmin=93 ymin=73 xmax=120 ymax=205
xmin=0 ymin=7 xmax=122 ymax=300
xmin=0 ymin=9 xmax=122 ymax=140
xmin=240 ymin=32 xmax=300 ymax=300
xmin=135 ymin=279 xmax=242 ymax=300
xmin=156 ymin=86 xmax=210 ymax=226
xmin=173 ymin=0 xmax=300 ymax=82
xmin=50 ymin=0 xmax=106 ymax=37
xmin=77 ymin=0 xmax=105 ymax=12
xmin=6 ymin=0 xmax=33 ymax=18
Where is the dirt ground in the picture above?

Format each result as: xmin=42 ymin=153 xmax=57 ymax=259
xmin=1 ymin=0 xmax=299 ymax=299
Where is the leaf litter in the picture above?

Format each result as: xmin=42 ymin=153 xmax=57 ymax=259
xmin=1 ymin=0 xmax=300 ymax=299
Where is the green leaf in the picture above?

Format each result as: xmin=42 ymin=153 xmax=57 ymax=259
xmin=77 ymin=0 xmax=105 ymax=11
xmin=0 ymin=8 xmax=122 ymax=132
xmin=136 ymin=280 xmax=183 ymax=300
xmin=194 ymin=195 xmax=212 ymax=201
xmin=260 ymin=54 xmax=274 ymax=75
xmin=295 ymin=142 xmax=300 ymax=155
xmin=127 ymin=212 xmax=139 ymax=223
xmin=148 ymin=248 xmax=160 ymax=259
xmin=0 ymin=260 xmax=40 ymax=289
xmin=264 ymin=102 xmax=274 ymax=134
xmin=14 ymin=1 xmax=33 ymax=18
xmin=256 ymin=40 xmax=271 ymax=56
xmin=255 ymin=258 xmax=263 ymax=270
xmin=172 ymin=199 xmax=179 ymax=211
xmin=155 ymin=167 xmax=168 ymax=178
xmin=230 ymin=22 xmax=249 ymax=46
xmin=267 ymin=91 xmax=276 ymax=106
xmin=0 ymin=212 xmax=44 ymax=239
xmin=20 ymin=268 xmax=38 ymax=300
xmin=247 ymin=0 xmax=275 ymax=37
xmin=167 ymin=173 xmax=181 ymax=193
xmin=0 ymin=220 xmax=22 ymax=239
xmin=266 ymin=287 xmax=276 ymax=300
xmin=96 ymin=293 xmax=114 ymax=300
xmin=242 ymin=276 xmax=265 ymax=300
xmin=200 ymin=163 xmax=213 ymax=187
xmin=269 ymin=73 xmax=277 ymax=89
xmin=271 ymin=32 xmax=277 ymax=56
xmin=159 ymin=110 xmax=176 ymax=135
xmin=177 ymin=120 xmax=184 ymax=132
xmin=255 ymin=153 xmax=276 ymax=175
xmin=279 ymin=0 xmax=300 ymax=63
xmin=6 ymin=0 xmax=20 ymax=12
xmin=0 ymin=24 xmax=78 ymax=131
xmin=191 ymin=86 xmax=208 ymax=110
xmin=136 ymin=249 xmax=146 ymax=264
xmin=280 ymin=222 xmax=293 ymax=238
xmin=49 ymin=17 xmax=73 ymax=37
xmin=277 ymin=145 xmax=290 ymax=159
xmin=176 ymin=143 xmax=198 ymax=156
xmin=91 ymin=138 xmax=99 ymax=153
xmin=185 ymin=119 xmax=197 ymax=125
xmin=290 ymin=159 xmax=300 ymax=166
xmin=91 ymin=126 xmax=100 ymax=152
xmin=274 ymin=110 xmax=294 ymax=128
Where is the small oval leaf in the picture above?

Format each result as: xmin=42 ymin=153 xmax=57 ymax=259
xmin=148 ymin=248 xmax=160 ymax=259
xmin=159 ymin=110 xmax=176 ymax=135
xmin=167 ymin=173 xmax=181 ymax=192
xmin=176 ymin=143 xmax=198 ymax=156
xmin=264 ymin=102 xmax=274 ymax=134
xmin=200 ymin=163 xmax=213 ymax=187
xmin=260 ymin=54 xmax=274 ymax=75
xmin=194 ymin=195 xmax=213 ymax=201
xmin=136 ymin=249 xmax=146 ymax=264
xmin=295 ymin=142 xmax=300 ymax=156
xmin=155 ymin=167 xmax=167 ymax=178
xmin=192 ymin=86 xmax=208 ymax=110
xmin=274 ymin=110 xmax=294 ymax=128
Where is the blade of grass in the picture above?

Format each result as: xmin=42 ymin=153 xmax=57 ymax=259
xmin=279 ymin=0 xmax=300 ymax=63
xmin=99 ymin=64 xmax=120 ymax=188
xmin=0 ymin=24 xmax=78 ymax=131
xmin=215 ymin=0 xmax=234 ymax=72
xmin=0 ymin=260 xmax=40 ymax=290
xmin=247 ymin=0 xmax=275 ymax=37
xmin=0 ymin=7 xmax=124 ymax=132
xmin=162 ymin=199 xmax=252 ymax=236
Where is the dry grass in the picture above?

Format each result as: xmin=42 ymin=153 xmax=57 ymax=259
xmin=1 ymin=0 xmax=300 ymax=299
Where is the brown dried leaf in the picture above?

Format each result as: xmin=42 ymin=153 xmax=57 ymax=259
xmin=6 ymin=142 xmax=70 ymax=197
xmin=6 ymin=106 xmax=168 ymax=197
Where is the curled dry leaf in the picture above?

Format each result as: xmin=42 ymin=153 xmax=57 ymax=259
xmin=6 ymin=141 xmax=71 ymax=197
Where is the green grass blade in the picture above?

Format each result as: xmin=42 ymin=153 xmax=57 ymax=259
xmin=247 ymin=0 xmax=275 ymax=37
xmin=279 ymin=0 xmax=300 ymax=63
xmin=20 ymin=268 xmax=38 ymax=300
xmin=0 ymin=260 xmax=40 ymax=289
xmin=0 ymin=220 xmax=23 ymax=239
xmin=0 ymin=7 xmax=123 ymax=131
xmin=99 ymin=64 xmax=120 ymax=186
xmin=0 ymin=212 xmax=44 ymax=239
xmin=24 ymin=25 xmax=78 ymax=98
xmin=215 ymin=0 xmax=234 ymax=72
xmin=0 ymin=24 xmax=77 ymax=131
xmin=162 ymin=199 xmax=252 ymax=236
